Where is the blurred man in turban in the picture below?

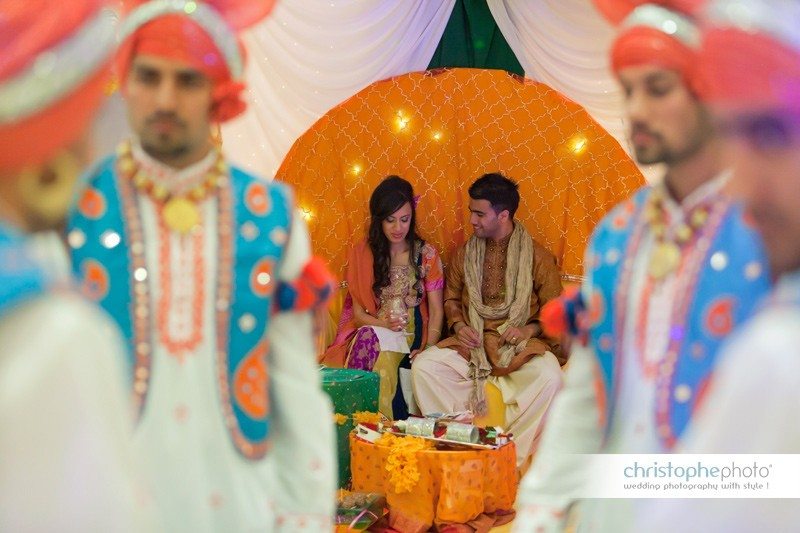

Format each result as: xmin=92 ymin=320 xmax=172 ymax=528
xmin=0 ymin=1 xmax=145 ymax=530
xmin=638 ymin=1 xmax=800 ymax=530
xmin=514 ymin=1 xmax=772 ymax=531
xmin=65 ymin=1 xmax=337 ymax=530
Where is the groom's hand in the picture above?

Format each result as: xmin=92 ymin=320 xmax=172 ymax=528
xmin=455 ymin=321 xmax=480 ymax=348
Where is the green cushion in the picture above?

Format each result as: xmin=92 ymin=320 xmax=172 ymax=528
xmin=321 ymin=367 xmax=379 ymax=488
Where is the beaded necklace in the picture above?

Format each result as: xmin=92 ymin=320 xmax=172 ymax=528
xmin=116 ymin=141 xmax=227 ymax=234
xmin=635 ymin=186 xmax=719 ymax=378
xmin=644 ymin=186 xmax=709 ymax=281
xmin=116 ymin=141 xmax=223 ymax=360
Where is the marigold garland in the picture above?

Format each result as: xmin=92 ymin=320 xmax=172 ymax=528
xmin=353 ymin=411 xmax=382 ymax=425
xmin=333 ymin=411 xmax=383 ymax=426
xmin=376 ymin=433 xmax=434 ymax=493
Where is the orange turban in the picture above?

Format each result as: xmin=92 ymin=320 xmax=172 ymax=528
xmin=594 ymin=0 xmax=706 ymax=92
xmin=699 ymin=1 xmax=800 ymax=111
xmin=0 ymin=0 xmax=116 ymax=173
xmin=118 ymin=0 xmax=277 ymax=123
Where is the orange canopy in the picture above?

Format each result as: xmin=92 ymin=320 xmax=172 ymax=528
xmin=277 ymin=68 xmax=644 ymax=281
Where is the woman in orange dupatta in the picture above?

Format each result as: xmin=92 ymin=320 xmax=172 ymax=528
xmin=322 ymin=176 xmax=444 ymax=419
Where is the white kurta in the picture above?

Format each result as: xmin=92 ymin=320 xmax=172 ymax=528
xmin=0 ymin=291 xmax=147 ymax=532
xmin=635 ymin=271 xmax=800 ymax=532
xmin=130 ymin=146 xmax=335 ymax=532
xmin=514 ymin=176 xmax=730 ymax=532
xmin=413 ymin=346 xmax=563 ymax=467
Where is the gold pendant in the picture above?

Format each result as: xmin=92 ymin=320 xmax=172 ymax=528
xmin=163 ymin=197 xmax=200 ymax=234
xmin=649 ymin=241 xmax=681 ymax=280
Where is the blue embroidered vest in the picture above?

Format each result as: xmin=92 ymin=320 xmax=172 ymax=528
xmin=66 ymin=155 xmax=293 ymax=459
xmin=0 ymin=225 xmax=48 ymax=319
xmin=584 ymin=187 xmax=771 ymax=449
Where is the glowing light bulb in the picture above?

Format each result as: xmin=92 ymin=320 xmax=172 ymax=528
xmin=301 ymin=208 xmax=313 ymax=221
xmin=431 ymin=131 xmax=442 ymax=141
xmin=351 ymin=164 xmax=363 ymax=176
xmin=568 ymin=134 xmax=589 ymax=155
xmin=395 ymin=110 xmax=410 ymax=131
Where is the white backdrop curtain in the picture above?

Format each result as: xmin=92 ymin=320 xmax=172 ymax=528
xmin=92 ymin=0 xmax=659 ymax=181
xmin=93 ymin=0 xmax=456 ymax=176
xmin=487 ymin=0 xmax=660 ymax=181
xmin=220 ymin=0 xmax=457 ymax=177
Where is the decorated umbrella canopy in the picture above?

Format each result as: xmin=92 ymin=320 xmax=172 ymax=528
xmin=277 ymin=67 xmax=643 ymax=286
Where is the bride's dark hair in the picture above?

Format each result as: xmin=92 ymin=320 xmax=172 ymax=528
xmin=367 ymin=176 xmax=423 ymax=298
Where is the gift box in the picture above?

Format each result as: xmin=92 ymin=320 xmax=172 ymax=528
xmin=335 ymin=490 xmax=386 ymax=531
xmin=321 ymin=367 xmax=380 ymax=487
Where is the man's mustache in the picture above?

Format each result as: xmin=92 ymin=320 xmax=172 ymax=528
xmin=146 ymin=113 xmax=186 ymax=128
xmin=630 ymin=122 xmax=660 ymax=139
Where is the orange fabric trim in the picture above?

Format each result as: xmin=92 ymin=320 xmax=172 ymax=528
xmin=347 ymin=241 xmax=380 ymax=317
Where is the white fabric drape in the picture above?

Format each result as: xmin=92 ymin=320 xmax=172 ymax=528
xmin=91 ymin=0 xmax=660 ymax=182
xmin=488 ymin=0 xmax=660 ymax=181
xmin=220 ymin=0 xmax=456 ymax=178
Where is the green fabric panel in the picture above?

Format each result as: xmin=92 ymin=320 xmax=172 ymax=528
xmin=428 ymin=0 xmax=524 ymax=76
xmin=321 ymin=367 xmax=380 ymax=488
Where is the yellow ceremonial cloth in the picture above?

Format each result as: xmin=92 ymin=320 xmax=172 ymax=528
xmin=350 ymin=434 xmax=517 ymax=532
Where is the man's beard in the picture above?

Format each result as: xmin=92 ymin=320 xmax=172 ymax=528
xmin=631 ymin=123 xmax=668 ymax=165
xmin=632 ymin=108 xmax=714 ymax=166
xmin=633 ymin=130 xmax=710 ymax=166
xmin=141 ymin=137 xmax=190 ymax=161
xmin=141 ymin=112 xmax=191 ymax=162
xmin=634 ymin=145 xmax=665 ymax=165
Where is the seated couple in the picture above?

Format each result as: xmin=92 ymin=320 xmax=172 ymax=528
xmin=323 ymin=173 xmax=565 ymax=465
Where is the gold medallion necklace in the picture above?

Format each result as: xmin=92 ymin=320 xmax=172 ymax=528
xmin=116 ymin=141 xmax=227 ymax=234
xmin=645 ymin=187 xmax=709 ymax=281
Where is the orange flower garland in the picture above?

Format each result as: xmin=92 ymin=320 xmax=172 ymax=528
xmin=333 ymin=411 xmax=384 ymax=426
xmin=353 ymin=411 xmax=382 ymax=425
xmin=375 ymin=433 xmax=434 ymax=494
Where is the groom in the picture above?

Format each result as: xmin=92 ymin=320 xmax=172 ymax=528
xmin=412 ymin=172 xmax=564 ymax=466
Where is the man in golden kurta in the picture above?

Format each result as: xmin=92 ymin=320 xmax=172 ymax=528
xmin=412 ymin=173 xmax=564 ymax=467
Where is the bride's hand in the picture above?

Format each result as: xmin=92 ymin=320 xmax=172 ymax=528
xmin=386 ymin=315 xmax=406 ymax=332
